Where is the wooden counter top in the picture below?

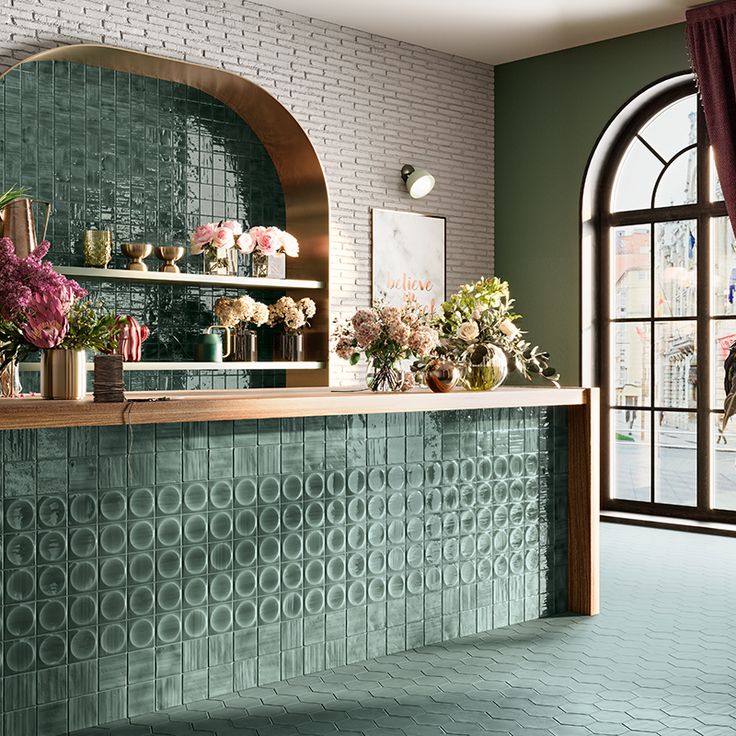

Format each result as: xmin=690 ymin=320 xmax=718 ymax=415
xmin=0 ymin=385 xmax=589 ymax=429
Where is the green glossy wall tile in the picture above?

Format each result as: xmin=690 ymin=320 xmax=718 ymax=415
xmin=0 ymin=406 xmax=568 ymax=735
xmin=2 ymin=60 xmax=288 ymax=390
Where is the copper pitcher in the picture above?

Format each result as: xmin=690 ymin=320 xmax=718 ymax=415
xmin=0 ymin=198 xmax=51 ymax=257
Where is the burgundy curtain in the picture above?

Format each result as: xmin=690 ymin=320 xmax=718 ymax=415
xmin=687 ymin=1 xmax=736 ymax=234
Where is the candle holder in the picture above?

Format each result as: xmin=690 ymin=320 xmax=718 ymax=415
xmin=121 ymin=242 xmax=153 ymax=271
xmin=155 ymin=246 xmax=185 ymax=273
xmin=83 ymin=229 xmax=112 ymax=268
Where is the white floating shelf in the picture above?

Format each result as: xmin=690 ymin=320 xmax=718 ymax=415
xmin=20 ymin=361 xmax=324 ymax=372
xmin=56 ymin=265 xmax=323 ymax=290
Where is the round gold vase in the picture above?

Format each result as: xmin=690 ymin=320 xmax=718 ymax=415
xmin=462 ymin=344 xmax=508 ymax=392
xmin=425 ymin=358 xmax=461 ymax=393
xmin=41 ymin=349 xmax=87 ymax=400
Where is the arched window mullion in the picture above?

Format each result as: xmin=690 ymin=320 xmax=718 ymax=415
xmin=650 ymin=143 xmax=697 ymax=210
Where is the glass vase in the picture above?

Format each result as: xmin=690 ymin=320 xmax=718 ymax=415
xmin=0 ymin=359 xmax=22 ymax=398
xmin=462 ymin=344 xmax=508 ymax=392
xmin=366 ymin=357 xmax=405 ymax=392
xmin=251 ymin=252 xmax=286 ymax=279
xmin=203 ymin=247 xmax=238 ymax=276
xmin=232 ymin=327 xmax=259 ymax=362
xmin=274 ymin=332 xmax=304 ymax=362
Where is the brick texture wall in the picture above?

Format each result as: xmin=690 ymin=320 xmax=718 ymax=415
xmin=0 ymin=0 xmax=494 ymax=384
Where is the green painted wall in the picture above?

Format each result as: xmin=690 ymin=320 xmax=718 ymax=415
xmin=494 ymin=23 xmax=690 ymax=384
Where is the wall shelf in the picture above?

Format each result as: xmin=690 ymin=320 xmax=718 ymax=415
xmin=56 ymin=266 xmax=323 ymax=290
xmin=20 ymin=361 xmax=324 ymax=372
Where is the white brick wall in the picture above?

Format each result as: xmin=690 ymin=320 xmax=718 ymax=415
xmin=0 ymin=0 xmax=494 ymax=384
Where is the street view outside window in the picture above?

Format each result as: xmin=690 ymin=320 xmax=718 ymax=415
xmin=607 ymin=92 xmax=736 ymax=512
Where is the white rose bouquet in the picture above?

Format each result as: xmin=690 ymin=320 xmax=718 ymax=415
xmin=437 ymin=277 xmax=559 ymax=386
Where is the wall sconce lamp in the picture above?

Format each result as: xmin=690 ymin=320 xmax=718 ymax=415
xmin=401 ymin=164 xmax=435 ymax=198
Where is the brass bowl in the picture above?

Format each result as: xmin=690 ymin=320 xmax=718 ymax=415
xmin=154 ymin=245 xmax=185 ymax=273
xmin=121 ymin=242 xmax=153 ymax=271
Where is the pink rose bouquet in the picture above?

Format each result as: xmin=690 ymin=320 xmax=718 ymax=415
xmin=189 ymin=219 xmax=245 ymax=270
xmin=247 ymin=225 xmax=300 ymax=258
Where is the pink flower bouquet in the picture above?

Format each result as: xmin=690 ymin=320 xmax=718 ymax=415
xmin=246 ymin=226 xmax=300 ymax=258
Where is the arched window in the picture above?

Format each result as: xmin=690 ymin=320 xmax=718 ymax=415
xmin=592 ymin=75 xmax=736 ymax=521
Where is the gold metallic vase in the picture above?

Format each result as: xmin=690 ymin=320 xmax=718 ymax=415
xmin=41 ymin=349 xmax=87 ymax=400
xmin=0 ymin=198 xmax=51 ymax=257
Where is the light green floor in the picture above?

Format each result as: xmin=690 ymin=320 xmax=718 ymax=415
xmin=78 ymin=523 xmax=736 ymax=736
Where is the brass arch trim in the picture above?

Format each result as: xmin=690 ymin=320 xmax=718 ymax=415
xmin=2 ymin=43 xmax=330 ymax=385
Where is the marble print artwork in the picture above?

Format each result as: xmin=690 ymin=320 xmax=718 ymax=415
xmin=371 ymin=209 xmax=445 ymax=313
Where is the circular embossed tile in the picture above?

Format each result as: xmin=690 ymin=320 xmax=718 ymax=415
xmin=70 ymin=528 xmax=97 ymax=558
xmin=70 ymin=495 xmax=96 ymax=525
xmin=129 ymin=488 xmax=154 ymax=518
xmin=157 ymin=485 xmax=182 ymax=514
xmin=234 ymin=601 xmax=256 ymax=629
xmin=387 ymin=574 xmax=405 ymax=599
xmin=6 ymin=604 xmax=35 ymax=637
xmin=367 ymin=468 xmax=385 ymax=492
xmin=282 ymin=562 xmax=302 ymax=590
xmin=259 ymin=566 xmax=280 ymax=595
xmin=327 ymin=471 xmax=345 ymax=497
xmin=70 ymin=595 xmax=97 ymax=627
xmin=326 ymin=556 xmax=345 ymax=582
xmin=129 ymin=618 xmax=154 ymax=649
xmin=184 ymin=515 xmax=208 ymax=544
xmin=259 ymin=596 xmax=280 ymax=624
xmin=100 ymin=525 xmax=126 ymax=555
xmin=185 ymin=609 xmax=208 ymax=638
xmin=99 ymin=491 xmax=126 ymax=522
xmin=367 ymin=578 xmax=385 ymax=603
xmin=259 ymin=507 xmax=280 ymax=534
xmin=282 ymin=504 xmax=303 ymax=532
xmin=234 ymin=509 xmax=256 ymax=537
xmin=326 ymin=584 xmax=345 ymax=610
xmin=39 ymin=634 xmax=66 ymax=667
xmin=38 ymin=600 xmax=66 ymax=632
xmin=184 ymin=546 xmax=208 ymax=576
xmin=209 ymin=512 xmax=232 ymax=540
xmin=100 ymin=591 xmax=126 ymax=622
xmin=327 ymin=528 xmax=345 ymax=554
xmin=282 ymin=592 xmax=303 ymax=619
xmin=70 ymin=628 xmax=97 ymax=660
xmin=209 ymin=480 xmax=232 ymax=509
xmin=387 ymin=520 xmax=404 ymax=545
xmin=305 ymin=531 xmax=325 ymax=557
xmin=38 ymin=566 xmax=65 ymax=598
xmin=347 ymin=525 xmax=365 ymax=550
xmin=7 ymin=534 xmax=35 ymax=566
xmin=406 ymin=464 xmax=424 ymax=489
xmin=100 ymin=623 xmax=126 ymax=655
xmin=184 ymin=482 xmax=208 ymax=512
xmin=407 ymin=570 xmax=423 ymax=595
xmin=347 ymin=580 xmax=365 ymax=607
xmin=100 ymin=558 xmax=126 ymax=588
xmin=304 ymin=588 xmax=324 ymax=616
xmin=157 ymin=614 xmax=181 ymax=644
xmin=305 ymin=473 xmax=324 ymax=499
xmin=494 ymin=456 xmax=509 ymax=479
xmin=69 ymin=562 xmax=97 ymax=593
xmin=129 ymin=554 xmax=154 ymax=584
xmin=234 ymin=478 xmax=257 ymax=506
xmin=234 ymin=570 xmax=256 ymax=599
xmin=129 ymin=521 xmax=154 ymax=551
xmin=305 ymin=559 xmax=325 ymax=587
xmin=6 ymin=499 xmax=34 ymax=531
xmin=6 ymin=640 xmax=34 ymax=672
xmin=259 ymin=477 xmax=280 ymax=504
xmin=347 ymin=469 xmax=366 ymax=494
xmin=157 ymin=550 xmax=182 ymax=579
xmin=183 ymin=579 xmax=207 ymax=608
xmin=38 ymin=497 xmax=66 ymax=527
xmin=210 ymin=542 xmax=233 ymax=571
xmin=282 ymin=475 xmax=303 ymax=501
xmin=387 ymin=466 xmax=405 ymax=490
xmin=259 ymin=537 xmax=280 ymax=565
xmin=157 ymin=582 xmax=182 ymax=611
xmin=129 ymin=587 xmax=154 ymax=617
xmin=282 ymin=533 xmax=302 ymax=561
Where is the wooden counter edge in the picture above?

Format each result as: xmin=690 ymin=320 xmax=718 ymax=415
xmin=567 ymin=387 xmax=600 ymax=616
xmin=0 ymin=386 xmax=588 ymax=430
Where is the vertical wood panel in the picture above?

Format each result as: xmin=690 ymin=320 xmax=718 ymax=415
xmin=568 ymin=387 xmax=600 ymax=615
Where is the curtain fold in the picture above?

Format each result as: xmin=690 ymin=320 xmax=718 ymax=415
xmin=687 ymin=1 xmax=736 ymax=234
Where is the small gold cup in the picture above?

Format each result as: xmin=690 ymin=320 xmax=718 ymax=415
xmin=83 ymin=229 xmax=112 ymax=268
xmin=155 ymin=246 xmax=185 ymax=273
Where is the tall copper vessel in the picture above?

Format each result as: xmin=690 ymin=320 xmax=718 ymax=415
xmin=0 ymin=198 xmax=51 ymax=256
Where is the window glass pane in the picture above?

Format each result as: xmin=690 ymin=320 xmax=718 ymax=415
xmin=611 ymin=409 xmax=650 ymax=501
xmin=612 ymin=225 xmax=650 ymax=318
xmin=714 ymin=413 xmax=736 ymax=510
xmin=713 ymin=319 xmax=736 ymax=411
xmin=655 ymin=411 xmax=696 ymax=506
xmin=710 ymin=147 xmax=724 ymax=203
xmin=611 ymin=138 xmax=662 ymax=213
xmin=654 ymin=321 xmax=697 ymax=409
xmin=639 ymin=94 xmax=697 ymax=161
xmin=711 ymin=216 xmax=736 ymax=316
xmin=612 ymin=322 xmax=651 ymax=407
xmin=654 ymin=220 xmax=697 ymax=317
xmin=653 ymin=148 xmax=697 ymax=207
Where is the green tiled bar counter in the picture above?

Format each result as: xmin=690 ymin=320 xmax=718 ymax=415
xmin=0 ymin=387 xmax=598 ymax=735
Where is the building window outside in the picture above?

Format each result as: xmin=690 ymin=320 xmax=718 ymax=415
xmin=601 ymin=81 xmax=736 ymax=519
